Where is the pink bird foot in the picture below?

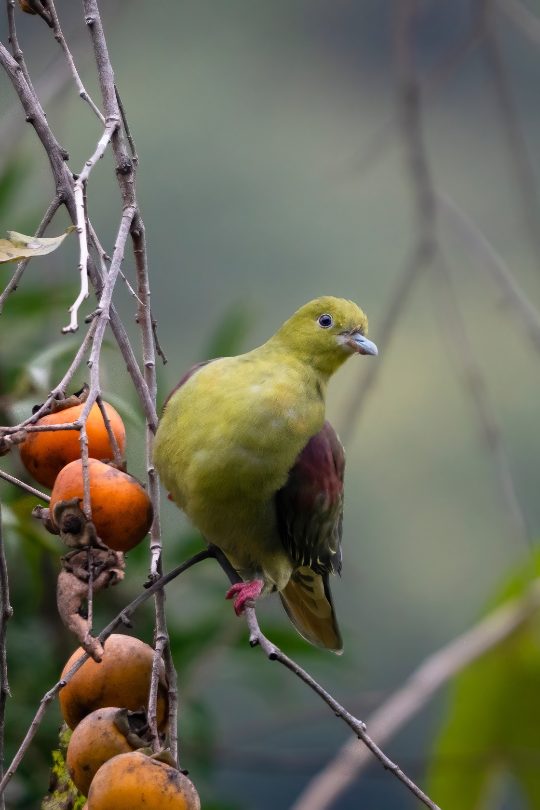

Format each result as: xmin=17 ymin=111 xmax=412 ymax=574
xmin=225 ymin=580 xmax=263 ymax=616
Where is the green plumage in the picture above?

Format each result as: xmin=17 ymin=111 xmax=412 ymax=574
xmin=153 ymin=296 xmax=376 ymax=651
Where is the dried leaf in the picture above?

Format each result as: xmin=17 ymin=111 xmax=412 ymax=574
xmin=0 ymin=226 xmax=75 ymax=265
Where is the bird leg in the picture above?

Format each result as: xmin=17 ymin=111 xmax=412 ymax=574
xmin=226 ymin=580 xmax=263 ymax=616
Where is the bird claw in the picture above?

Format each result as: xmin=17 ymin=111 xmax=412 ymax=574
xmin=225 ymin=580 xmax=263 ymax=616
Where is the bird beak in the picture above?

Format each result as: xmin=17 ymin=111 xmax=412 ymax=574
xmin=346 ymin=332 xmax=378 ymax=356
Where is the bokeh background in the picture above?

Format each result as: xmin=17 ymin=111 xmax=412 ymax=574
xmin=2 ymin=1 xmax=540 ymax=808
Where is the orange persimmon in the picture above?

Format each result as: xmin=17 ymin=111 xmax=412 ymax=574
xmin=50 ymin=459 xmax=152 ymax=552
xmin=87 ymin=752 xmax=200 ymax=810
xmin=20 ymin=402 xmax=125 ymax=489
xmin=66 ymin=707 xmax=140 ymax=797
xmin=59 ymin=635 xmax=168 ymax=731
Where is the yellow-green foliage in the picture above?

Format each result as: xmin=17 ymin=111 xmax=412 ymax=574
xmin=42 ymin=725 xmax=86 ymax=810
xmin=427 ymin=551 xmax=540 ymax=809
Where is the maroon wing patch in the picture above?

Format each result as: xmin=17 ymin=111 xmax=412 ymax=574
xmin=276 ymin=420 xmax=345 ymax=576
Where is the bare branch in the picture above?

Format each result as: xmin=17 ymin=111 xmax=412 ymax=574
xmin=0 ymin=318 xmax=98 ymax=438
xmin=290 ymin=578 xmax=540 ymax=810
xmin=96 ymin=395 xmax=122 ymax=462
xmin=498 ymin=0 xmax=540 ymax=49
xmin=0 ymin=44 xmax=71 ymax=194
xmin=79 ymin=4 xmax=174 ymax=767
xmin=0 ymin=470 xmax=51 ymax=503
xmin=244 ymin=606 xmax=440 ymax=810
xmin=432 ymin=257 xmax=529 ymax=547
xmin=438 ymin=191 xmax=540 ymax=355
xmin=148 ymin=595 xmax=167 ymax=751
xmin=114 ymin=83 xmax=138 ymax=162
xmin=0 ymin=549 xmax=213 ymax=797
xmin=163 ymin=642 xmax=180 ymax=767
xmin=340 ymin=0 xmax=437 ymax=443
xmin=0 ymin=492 xmax=12 ymax=810
xmin=343 ymin=17 xmax=483 ymax=181
xmin=6 ymin=0 xmax=42 ymax=106
xmin=209 ymin=546 xmax=440 ymax=809
xmin=42 ymin=0 xmax=105 ymax=123
xmin=481 ymin=1 xmax=540 ymax=265
xmin=64 ymin=119 xmax=118 ymax=334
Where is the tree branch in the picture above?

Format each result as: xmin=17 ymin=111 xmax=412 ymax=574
xmin=209 ymin=545 xmax=440 ymax=810
xmin=481 ymin=0 xmax=540 ymax=267
xmin=64 ymin=118 xmax=119 ymax=334
xmin=0 ymin=470 xmax=50 ymax=503
xmin=431 ymin=256 xmax=529 ymax=547
xmin=0 ymin=548 xmax=213 ymax=797
xmin=42 ymin=0 xmax=105 ymax=123
xmin=0 ymin=492 xmax=12 ymax=810
xmin=290 ymin=578 xmax=540 ymax=810
xmin=438 ymin=190 xmax=540 ymax=355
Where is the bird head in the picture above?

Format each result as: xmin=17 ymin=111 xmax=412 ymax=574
xmin=272 ymin=296 xmax=377 ymax=377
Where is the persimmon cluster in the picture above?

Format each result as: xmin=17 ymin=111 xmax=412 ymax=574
xmin=61 ymin=634 xmax=199 ymax=808
xmin=14 ymin=393 xmax=199 ymax=807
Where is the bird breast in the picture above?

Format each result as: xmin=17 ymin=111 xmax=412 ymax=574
xmin=161 ymin=356 xmax=326 ymax=506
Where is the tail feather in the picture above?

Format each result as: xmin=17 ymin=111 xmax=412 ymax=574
xmin=280 ymin=567 xmax=343 ymax=654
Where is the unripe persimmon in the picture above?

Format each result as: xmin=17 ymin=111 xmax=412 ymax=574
xmin=59 ymin=634 xmax=168 ymax=731
xmin=20 ymin=402 xmax=125 ymax=489
xmin=50 ymin=459 xmax=153 ymax=552
xmin=87 ymin=752 xmax=200 ymax=810
xmin=66 ymin=707 xmax=140 ymax=797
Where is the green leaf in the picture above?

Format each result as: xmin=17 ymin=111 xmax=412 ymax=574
xmin=0 ymin=226 xmax=75 ymax=264
xmin=427 ymin=551 xmax=540 ymax=809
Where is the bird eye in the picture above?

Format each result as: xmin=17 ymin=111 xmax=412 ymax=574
xmin=318 ymin=314 xmax=334 ymax=328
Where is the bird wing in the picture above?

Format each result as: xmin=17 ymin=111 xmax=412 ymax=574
xmin=276 ymin=421 xmax=345 ymax=653
xmin=276 ymin=420 xmax=344 ymax=576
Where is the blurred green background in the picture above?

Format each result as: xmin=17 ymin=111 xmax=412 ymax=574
xmin=2 ymin=1 xmax=540 ymax=808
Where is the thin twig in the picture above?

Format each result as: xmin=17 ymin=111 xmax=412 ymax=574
xmin=42 ymin=0 xmax=105 ymax=123
xmin=209 ymin=546 xmax=439 ymax=809
xmin=86 ymin=547 xmax=93 ymax=633
xmin=340 ymin=0 xmax=438 ymax=444
xmin=438 ymin=191 xmax=540 ymax=355
xmin=80 ymin=10 xmax=173 ymax=766
xmin=88 ymin=219 xmax=144 ymax=305
xmin=148 ymin=596 xmax=167 ymax=751
xmin=0 ymin=470 xmax=51 ymax=503
xmin=338 ymin=242 xmax=430 ymax=444
xmin=498 ymin=0 xmax=540 ymax=50
xmin=0 ymin=492 xmax=12 ymax=810
xmin=343 ymin=16 xmax=483 ymax=181
xmin=96 ymin=395 xmax=122 ymax=462
xmin=481 ymin=0 xmax=540 ymax=266
xmin=114 ymin=83 xmax=138 ymax=163
xmin=64 ymin=119 xmax=118 ymax=334
xmin=0 ymin=24 xmax=157 ymax=435
xmin=151 ymin=311 xmax=168 ymax=365
xmin=6 ymin=0 xmax=42 ymax=106
xmin=432 ymin=257 xmax=529 ymax=547
xmin=290 ymin=578 xmax=540 ymax=810
xmin=245 ymin=606 xmax=440 ymax=810
xmin=0 ymin=549 xmax=213 ymax=797
xmin=0 ymin=195 xmax=62 ymax=315
xmin=163 ymin=642 xmax=180 ymax=767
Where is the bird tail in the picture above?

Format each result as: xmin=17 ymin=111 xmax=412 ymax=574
xmin=279 ymin=567 xmax=343 ymax=654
